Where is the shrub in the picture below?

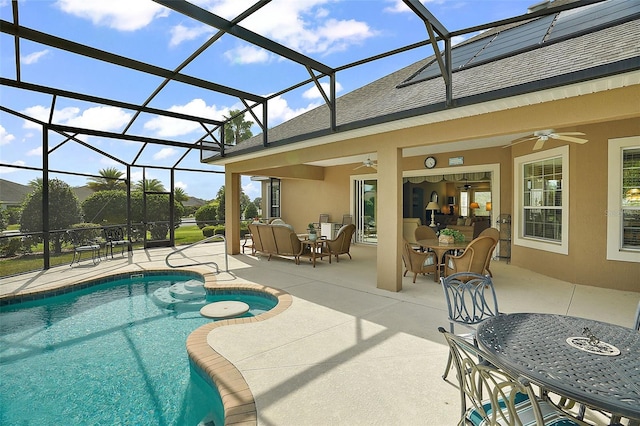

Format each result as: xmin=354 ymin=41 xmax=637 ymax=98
xmin=195 ymin=203 xmax=217 ymax=228
xmin=0 ymin=237 xmax=23 ymax=257
xmin=202 ymin=226 xmax=217 ymax=237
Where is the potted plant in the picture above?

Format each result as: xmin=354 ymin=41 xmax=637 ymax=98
xmin=439 ymin=228 xmax=465 ymax=244
xmin=308 ymin=223 xmax=317 ymax=241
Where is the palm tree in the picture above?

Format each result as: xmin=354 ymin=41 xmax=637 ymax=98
xmin=224 ymin=109 xmax=253 ymax=145
xmin=133 ymin=178 xmax=166 ymax=192
xmin=87 ymin=167 xmax=126 ymax=192
xmin=174 ymin=187 xmax=189 ymax=204
xmin=28 ymin=178 xmax=43 ymax=188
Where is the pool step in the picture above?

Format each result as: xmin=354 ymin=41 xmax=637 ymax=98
xmin=151 ymin=280 xmax=206 ymax=310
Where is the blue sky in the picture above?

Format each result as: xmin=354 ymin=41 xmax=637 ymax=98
xmin=0 ymin=0 xmax=536 ymax=201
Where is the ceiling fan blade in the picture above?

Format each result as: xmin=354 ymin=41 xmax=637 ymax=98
xmin=556 ymin=132 xmax=586 ymax=136
xmin=502 ymin=136 xmax=537 ymax=148
xmin=353 ymin=164 xmax=365 ymax=170
xmin=370 ymin=164 xmax=377 ymax=169
xmin=553 ymin=135 xmax=588 ymax=144
xmin=532 ymin=138 xmax=546 ymax=150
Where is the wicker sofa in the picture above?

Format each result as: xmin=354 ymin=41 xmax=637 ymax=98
xmin=247 ymin=222 xmax=309 ymax=264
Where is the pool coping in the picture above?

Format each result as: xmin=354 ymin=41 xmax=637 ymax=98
xmin=192 ymin=271 xmax=293 ymax=426
xmin=1 ymin=267 xmax=292 ymax=426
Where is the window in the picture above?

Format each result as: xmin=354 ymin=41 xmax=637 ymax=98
xmin=268 ymin=178 xmax=280 ymax=219
xmin=607 ymin=137 xmax=640 ymax=262
xmin=513 ymin=146 xmax=569 ymax=254
xmin=460 ymin=191 xmax=469 ymax=217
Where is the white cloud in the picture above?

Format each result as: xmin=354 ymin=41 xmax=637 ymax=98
xmin=27 ymin=147 xmax=42 ymax=157
xmin=21 ymin=50 xmax=50 ymax=65
xmin=172 ymin=0 xmax=376 ymax=56
xmin=56 ymin=0 xmax=169 ymax=31
xmin=175 ymin=181 xmax=188 ymax=190
xmin=224 ymin=45 xmax=271 ymax=65
xmin=267 ymin=95 xmax=320 ymax=124
xmin=242 ymin=181 xmax=259 ymax=199
xmin=153 ymin=147 xmax=177 ymax=160
xmin=302 ymin=81 xmax=343 ymax=100
xmin=20 ymin=105 xmax=130 ymax=133
xmin=169 ymin=24 xmax=214 ymax=47
xmin=65 ymin=106 xmax=133 ymax=132
xmin=0 ymin=125 xmax=15 ymax=145
xmin=143 ymin=99 xmax=228 ymax=137
xmin=384 ymin=0 xmax=443 ymax=13
xmin=0 ymin=160 xmax=26 ymax=174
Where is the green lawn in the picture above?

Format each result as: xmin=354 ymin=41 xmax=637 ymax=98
xmin=0 ymin=225 xmax=206 ymax=278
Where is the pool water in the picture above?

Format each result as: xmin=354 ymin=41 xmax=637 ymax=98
xmin=0 ymin=274 xmax=276 ymax=425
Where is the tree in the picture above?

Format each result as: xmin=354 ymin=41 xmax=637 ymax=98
xmin=87 ymin=167 xmax=126 ymax=192
xmin=82 ymin=190 xmax=127 ymax=224
xmin=215 ymin=186 xmax=225 ymax=221
xmin=195 ymin=203 xmax=218 ymax=228
xmin=20 ymin=178 xmax=83 ymax=254
xmin=134 ymin=179 xmax=165 ymax=192
xmin=174 ymin=187 xmax=189 ymax=204
xmin=224 ymin=109 xmax=253 ymax=145
xmin=240 ymin=192 xmax=251 ymax=217
xmin=243 ymin=202 xmax=258 ymax=220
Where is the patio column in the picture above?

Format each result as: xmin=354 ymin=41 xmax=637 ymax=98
xmin=376 ymin=145 xmax=403 ymax=292
xmin=225 ymin=171 xmax=241 ymax=255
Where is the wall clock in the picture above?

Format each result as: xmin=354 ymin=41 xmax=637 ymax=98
xmin=424 ymin=156 xmax=436 ymax=169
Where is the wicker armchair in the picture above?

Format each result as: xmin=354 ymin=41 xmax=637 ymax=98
xmin=414 ymin=225 xmax=437 ymax=251
xmin=439 ymin=328 xmax=588 ymax=426
xmin=402 ymin=239 xmax=437 ymax=283
xmin=443 ymin=236 xmax=496 ymax=278
xmin=477 ymin=227 xmax=499 ymax=276
xmin=323 ymin=224 xmax=355 ymax=263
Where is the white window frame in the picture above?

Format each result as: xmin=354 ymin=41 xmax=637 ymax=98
xmin=607 ymin=136 xmax=640 ymax=263
xmin=513 ymin=146 xmax=569 ymax=255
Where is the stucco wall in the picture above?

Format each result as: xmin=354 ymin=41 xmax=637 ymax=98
xmin=510 ymin=118 xmax=640 ymax=291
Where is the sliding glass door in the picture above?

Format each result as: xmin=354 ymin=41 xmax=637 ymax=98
xmin=354 ymin=178 xmax=377 ymax=244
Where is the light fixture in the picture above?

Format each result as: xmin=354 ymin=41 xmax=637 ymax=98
xmin=441 ymin=205 xmax=450 ymax=215
xmin=426 ymin=201 xmax=440 ymax=228
xmin=486 ymin=202 xmax=492 ymax=211
xmin=470 ymin=202 xmax=480 ymax=209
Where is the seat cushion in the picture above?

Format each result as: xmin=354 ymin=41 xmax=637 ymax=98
xmin=467 ymin=393 xmax=582 ymax=426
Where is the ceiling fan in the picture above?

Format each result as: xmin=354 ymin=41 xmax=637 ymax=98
xmin=504 ymin=129 xmax=588 ymax=150
xmin=353 ymin=157 xmax=377 ymax=170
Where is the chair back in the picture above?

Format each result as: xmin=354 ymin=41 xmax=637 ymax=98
xmin=440 ymin=272 xmax=499 ymax=326
xmin=319 ymin=214 xmax=330 ymax=224
xmin=478 ymin=227 xmax=499 ymax=242
xmin=326 ymin=224 xmax=356 ymax=256
xmin=414 ymin=225 xmax=437 ymax=242
xmin=341 ymin=214 xmax=352 ymax=225
xmin=438 ymin=328 xmax=546 ymax=425
xmin=248 ymin=223 xmax=264 ymax=252
xmin=453 ymin=236 xmax=496 ymax=275
xmin=634 ymin=301 xmax=640 ymax=331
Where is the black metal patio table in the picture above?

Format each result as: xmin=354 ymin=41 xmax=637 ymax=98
xmin=476 ymin=312 xmax=640 ymax=421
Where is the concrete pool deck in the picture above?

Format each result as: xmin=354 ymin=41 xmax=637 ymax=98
xmin=1 ymin=242 xmax=638 ymax=425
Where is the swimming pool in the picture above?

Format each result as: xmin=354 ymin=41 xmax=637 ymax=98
xmin=0 ymin=272 xmax=277 ymax=425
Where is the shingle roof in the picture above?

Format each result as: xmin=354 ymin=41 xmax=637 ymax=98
xmin=218 ymin=0 xmax=640 ymax=159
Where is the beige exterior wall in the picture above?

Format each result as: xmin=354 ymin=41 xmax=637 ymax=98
xmin=223 ymin=85 xmax=640 ymax=292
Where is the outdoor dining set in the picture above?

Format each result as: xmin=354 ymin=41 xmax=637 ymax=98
xmin=439 ymin=271 xmax=640 ymax=426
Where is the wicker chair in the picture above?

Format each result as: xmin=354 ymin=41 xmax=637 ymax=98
xmin=635 ymin=301 xmax=640 ymax=331
xmin=439 ymin=327 xmax=588 ymax=426
xmin=440 ymin=272 xmax=499 ymax=380
xmin=478 ymin=227 xmax=499 ymax=276
xmin=443 ymin=236 xmax=497 ymax=278
xmin=414 ymin=225 xmax=437 ymax=251
xmin=402 ymin=239 xmax=437 ymax=283
xmin=323 ymin=224 xmax=355 ymax=263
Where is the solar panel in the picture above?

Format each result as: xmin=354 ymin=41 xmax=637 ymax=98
xmin=547 ymin=0 xmax=640 ymax=41
xmin=399 ymin=0 xmax=639 ymax=87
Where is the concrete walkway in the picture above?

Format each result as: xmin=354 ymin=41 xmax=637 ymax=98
xmin=1 ymin=242 xmax=638 ymax=425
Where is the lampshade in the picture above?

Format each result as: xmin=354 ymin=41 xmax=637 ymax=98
xmin=469 ymin=202 xmax=480 ymax=209
xmin=426 ymin=201 xmax=440 ymax=211
xmin=486 ymin=202 xmax=492 ymax=211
